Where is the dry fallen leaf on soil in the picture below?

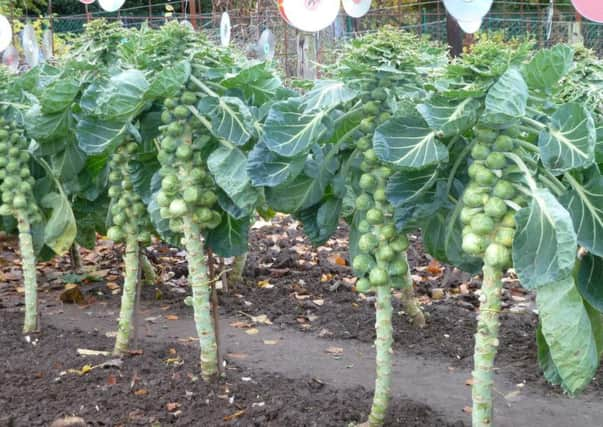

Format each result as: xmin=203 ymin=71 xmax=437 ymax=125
xmin=106 ymin=282 xmax=120 ymax=291
xmin=223 ymin=410 xmax=246 ymax=421
xmin=168 ymin=348 xmax=177 ymax=355
xmin=107 ymin=374 xmax=117 ymax=385
xmin=67 ymin=364 xmax=93 ymax=376
xmin=465 ymin=377 xmax=474 ymax=386
xmin=327 ymin=254 xmax=347 ymax=266
xmin=60 ymin=284 xmax=85 ymax=305
xmin=263 ymin=339 xmax=278 ymax=345
xmin=226 ymin=352 xmax=248 ymax=360
xmin=325 ymin=346 xmax=343 ymax=356
xmin=426 ymin=259 xmax=443 ymax=275
xmin=165 ymin=314 xmax=179 ymax=320
xmin=312 ymin=299 xmax=324 ymax=306
xmin=463 ymin=406 xmax=472 ymax=414
xmin=257 ymin=280 xmax=274 ymax=289
xmin=320 ymin=273 xmax=334 ymax=282
xmin=134 ymin=389 xmax=148 ymax=396
xmin=166 ymin=402 xmax=181 ymax=412
xmin=246 ymin=328 xmax=259 ymax=335
xmin=230 ymin=321 xmax=252 ymax=329
xmin=77 ymin=348 xmax=111 ymax=357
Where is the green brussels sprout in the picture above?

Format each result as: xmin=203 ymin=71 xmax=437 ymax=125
xmin=369 ymin=267 xmax=389 ymax=286
xmin=379 ymin=224 xmax=396 ymax=241
xmin=501 ymin=211 xmax=516 ymax=228
xmin=363 ymin=101 xmax=379 ymax=116
xmin=353 ymin=253 xmax=374 ymax=275
xmin=165 ymin=98 xmax=178 ymax=109
xmin=474 ymin=128 xmax=498 ymax=143
xmin=167 ymin=122 xmax=184 ymax=137
xmin=358 ymin=232 xmax=379 ymax=253
xmin=371 ymin=87 xmax=387 ymax=101
xmin=470 ymin=214 xmax=495 ymax=235
xmin=161 ymin=175 xmax=179 ymax=193
xmin=12 ymin=194 xmax=27 ymax=209
xmin=357 ymin=219 xmax=371 ymax=234
xmin=183 ymin=187 xmax=200 ymax=204
xmin=356 ymin=136 xmax=371 ymax=151
xmin=484 ymin=197 xmax=507 ymax=219
xmin=355 ymin=277 xmax=372 ymax=294
xmin=176 ymin=144 xmax=193 ymax=160
xmin=493 ymin=135 xmax=514 ymax=151
xmin=173 ymin=105 xmax=190 ymax=120
xmin=355 ymin=193 xmax=372 ymax=211
xmin=492 ymin=180 xmax=515 ymax=199
xmin=462 ymin=232 xmax=486 ymax=256
xmin=388 ymin=259 xmax=408 ymax=276
xmin=484 ymin=243 xmax=511 ymax=268
xmin=107 ymin=226 xmax=124 ymax=242
xmin=366 ymin=208 xmax=384 ymax=225
xmin=181 ymin=91 xmax=197 ymax=105
xmin=359 ymin=173 xmax=377 ymax=191
xmin=199 ymin=190 xmax=218 ymax=207
xmin=390 ymin=235 xmax=409 ymax=252
xmin=161 ymin=137 xmax=178 ymax=153
xmin=485 ymin=152 xmax=507 ymax=170
xmin=471 ymin=143 xmax=491 ymax=161
xmin=363 ymin=149 xmax=378 ymax=164
xmin=161 ymin=110 xmax=173 ymax=124
xmin=376 ymin=245 xmax=395 ymax=262
xmin=374 ymin=188 xmax=387 ymax=203
xmin=474 ymin=168 xmax=497 ymax=186
xmin=169 ymin=199 xmax=188 ymax=217
xmin=495 ymin=227 xmax=515 ymax=248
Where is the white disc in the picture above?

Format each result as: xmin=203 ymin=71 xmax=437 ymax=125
xmin=220 ymin=12 xmax=231 ymax=47
xmin=571 ymin=0 xmax=603 ymax=23
xmin=278 ymin=0 xmax=341 ymax=32
xmin=2 ymin=45 xmax=19 ymax=72
xmin=545 ymin=2 xmax=554 ymax=40
xmin=257 ymin=29 xmax=276 ymax=61
xmin=342 ymin=0 xmax=371 ymax=19
xmin=457 ymin=18 xmax=483 ymax=34
xmin=98 ymin=0 xmax=125 ymax=13
xmin=443 ymin=0 xmax=492 ymax=22
xmin=0 ymin=15 xmax=12 ymax=52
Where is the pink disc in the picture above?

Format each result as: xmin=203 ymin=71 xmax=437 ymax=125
xmin=571 ymin=0 xmax=603 ymax=23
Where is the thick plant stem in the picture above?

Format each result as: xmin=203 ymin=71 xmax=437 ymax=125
xmin=182 ymin=215 xmax=218 ymax=381
xmin=113 ymin=236 xmax=140 ymax=355
xmin=140 ymin=253 xmax=157 ymax=285
xmin=472 ymin=265 xmax=503 ymax=427
xmin=228 ymin=252 xmax=247 ymax=284
xmin=17 ymin=213 xmax=38 ymax=334
xmin=69 ymin=243 xmax=82 ymax=272
xmin=398 ymin=255 xmax=426 ymax=328
xmin=368 ymin=285 xmax=393 ymax=426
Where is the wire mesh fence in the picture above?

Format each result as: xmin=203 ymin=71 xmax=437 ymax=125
xmin=17 ymin=0 xmax=603 ymax=77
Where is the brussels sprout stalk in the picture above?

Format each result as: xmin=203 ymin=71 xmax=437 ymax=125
xmin=228 ymin=252 xmax=247 ymax=284
xmin=182 ymin=215 xmax=218 ymax=381
xmin=471 ymin=265 xmax=503 ymax=426
xmin=368 ymin=285 xmax=393 ymax=426
xmin=140 ymin=253 xmax=157 ymax=285
xmin=17 ymin=213 xmax=38 ymax=333
xmin=398 ymin=267 xmax=426 ymax=328
xmin=113 ymin=237 xmax=140 ymax=355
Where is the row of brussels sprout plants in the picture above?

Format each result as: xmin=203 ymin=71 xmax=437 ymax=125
xmin=1 ymin=21 xmax=602 ymax=427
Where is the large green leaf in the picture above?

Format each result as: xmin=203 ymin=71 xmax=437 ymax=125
xmin=130 ymin=151 xmax=160 ymax=205
xmin=247 ymin=142 xmax=305 ymax=187
xmin=207 ymin=145 xmax=257 ymax=211
xmin=373 ymin=117 xmax=447 ymax=169
xmin=39 ymin=77 xmax=80 ymax=115
xmin=146 ymin=60 xmax=191 ymax=100
xmin=205 ymin=214 xmax=250 ymax=257
xmin=416 ymin=97 xmax=480 ymax=138
xmin=560 ymin=175 xmax=603 ymax=256
xmin=484 ymin=68 xmax=528 ymax=123
xmin=536 ymin=322 xmax=563 ymax=387
xmin=513 ymin=188 xmax=577 ymax=289
xmin=385 ymin=166 xmax=439 ymax=208
xmin=261 ymin=99 xmax=327 ymax=157
xmin=222 ymin=63 xmax=283 ymax=107
xmin=265 ymin=173 xmax=328 ymax=213
xmin=76 ymin=118 xmax=129 ymax=155
xmin=538 ymin=103 xmax=596 ymax=173
xmin=577 ymin=253 xmax=603 ymax=312
xmin=296 ymin=198 xmax=342 ymax=245
xmin=95 ymin=70 xmax=150 ymax=121
xmin=51 ymin=141 xmax=87 ymax=181
xmin=197 ymin=96 xmax=255 ymax=146
xmin=24 ymin=105 xmax=70 ymax=141
xmin=523 ymin=44 xmax=574 ymax=93
xmin=40 ymin=192 xmax=77 ymax=255
xmin=421 ymin=206 xmax=482 ymax=274
xmin=72 ymin=196 xmax=109 ymax=249
xmin=302 ymin=80 xmax=358 ymax=113
xmin=536 ymin=275 xmax=599 ymax=395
